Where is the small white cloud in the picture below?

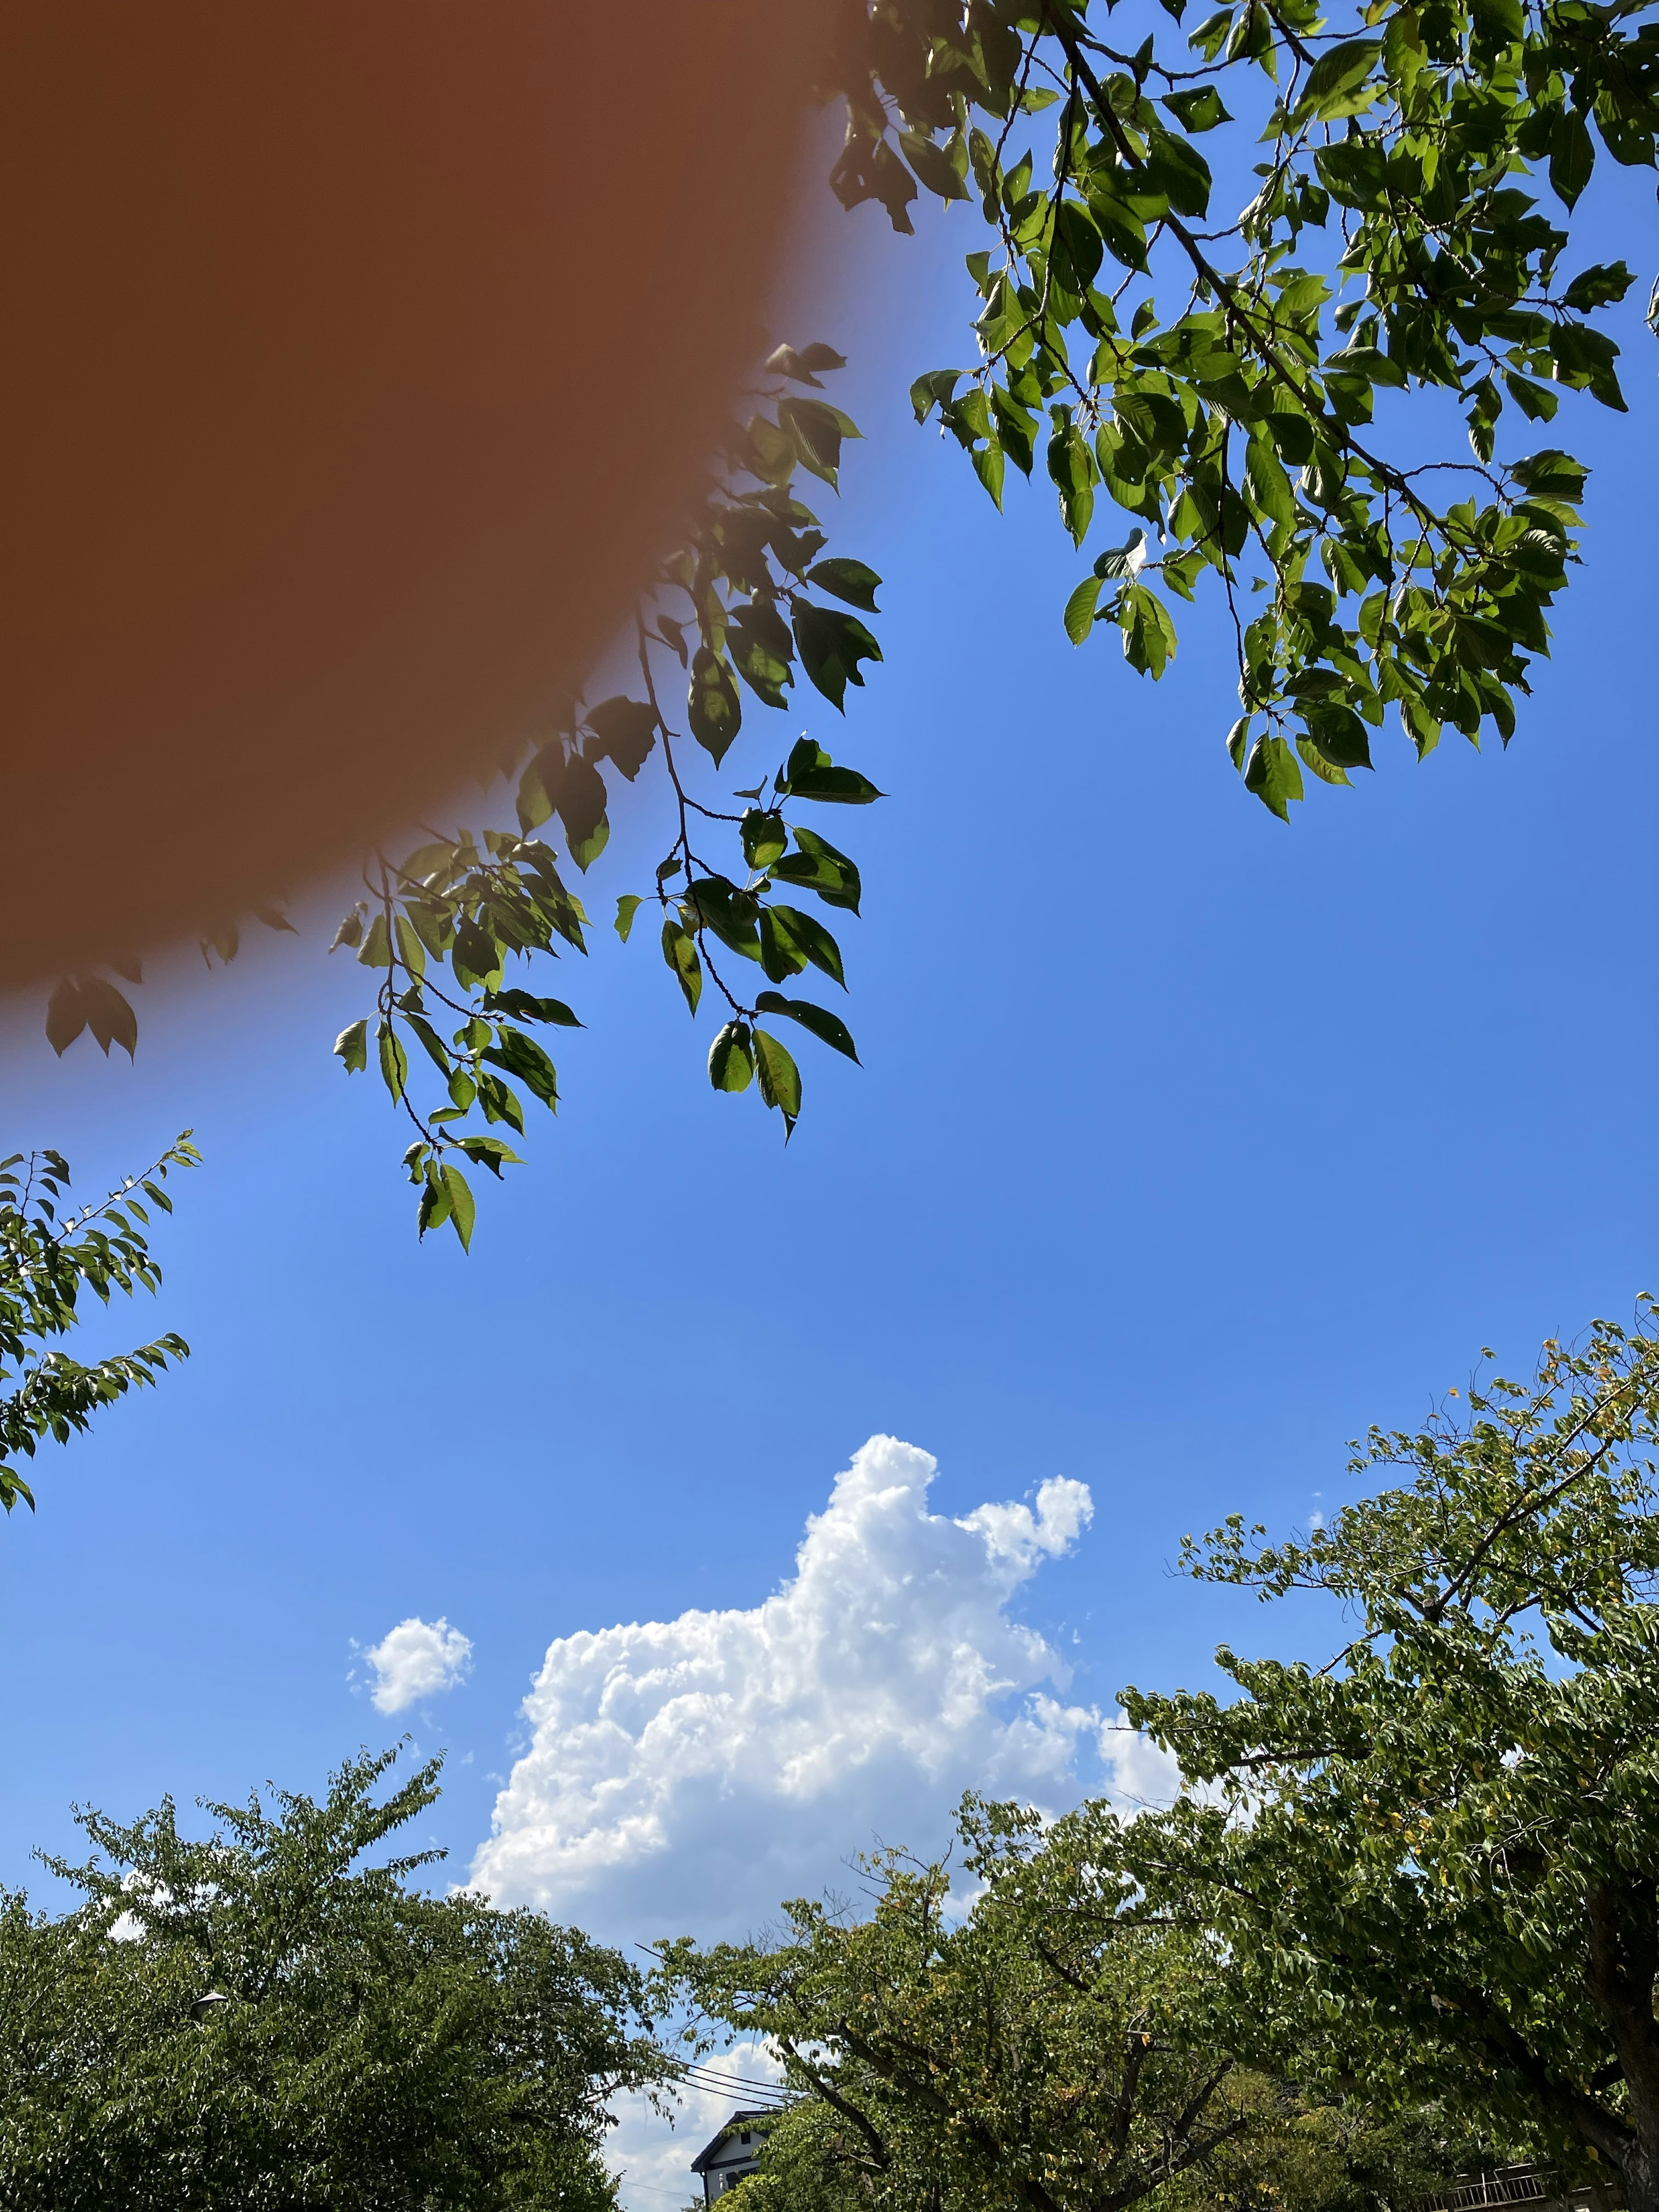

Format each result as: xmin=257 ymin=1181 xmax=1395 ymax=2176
xmin=470 ymin=1436 xmax=1096 ymax=1940
xmin=361 ymin=1616 xmax=473 ymax=1715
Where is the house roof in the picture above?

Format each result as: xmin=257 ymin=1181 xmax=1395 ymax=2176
xmin=690 ymin=2110 xmax=775 ymax=2175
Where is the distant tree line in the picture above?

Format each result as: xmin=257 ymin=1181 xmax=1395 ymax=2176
xmin=10 ymin=1308 xmax=1659 ymax=2212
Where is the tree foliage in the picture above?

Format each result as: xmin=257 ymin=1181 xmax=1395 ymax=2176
xmin=0 ymin=1745 xmax=667 ymax=2210
xmin=1023 ymin=1302 xmax=1659 ymax=2212
xmin=0 ymin=1134 xmax=196 ymax=1515
xmin=827 ymin=0 xmax=1649 ymax=813
xmin=46 ymin=0 xmax=1659 ymax=1220
xmin=322 ymin=353 xmax=885 ymax=1244
xmin=667 ymin=1814 xmax=1484 ymax=2212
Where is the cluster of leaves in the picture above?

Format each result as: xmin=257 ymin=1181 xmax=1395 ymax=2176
xmin=667 ymin=1811 xmax=1490 ymax=2212
xmin=327 ymin=348 xmax=887 ymax=1245
xmin=1045 ymin=1303 xmax=1659 ymax=2212
xmin=0 ymin=1745 xmax=668 ymax=2210
xmin=0 ymin=1135 xmax=197 ymax=1515
xmin=823 ymin=0 xmax=1654 ymax=814
xmin=45 ymin=905 xmax=297 ymax=1066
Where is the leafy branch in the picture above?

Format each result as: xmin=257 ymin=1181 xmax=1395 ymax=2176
xmin=0 ymin=1135 xmax=198 ymax=1512
xmin=327 ymin=350 xmax=887 ymax=1245
xmin=831 ymin=0 xmax=1648 ymax=814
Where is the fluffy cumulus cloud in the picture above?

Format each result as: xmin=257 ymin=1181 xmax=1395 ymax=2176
xmin=469 ymin=1436 xmax=1101 ymax=1940
xmin=361 ymin=1615 xmax=473 ymax=1715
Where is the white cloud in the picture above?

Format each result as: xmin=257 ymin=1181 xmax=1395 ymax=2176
xmin=361 ymin=1615 xmax=473 ymax=1715
xmin=469 ymin=1436 xmax=1097 ymax=1941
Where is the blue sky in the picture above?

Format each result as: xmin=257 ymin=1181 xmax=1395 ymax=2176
xmin=2 ymin=123 xmax=1657 ymax=2065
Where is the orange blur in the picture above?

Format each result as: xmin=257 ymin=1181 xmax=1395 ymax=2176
xmin=0 ymin=1 xmax=821 ymax=985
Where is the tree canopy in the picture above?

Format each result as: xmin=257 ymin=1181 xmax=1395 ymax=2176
xmin=1097 ymin=1302 xmax=1659 ymax=2212
xmin=0 ymin=1745 xmax=667 ymax=2210
xmin=669 ymin=1804 xmax=1491 ymax=2212
xmin=44 ymin=0 xmax=1659 ymax=1236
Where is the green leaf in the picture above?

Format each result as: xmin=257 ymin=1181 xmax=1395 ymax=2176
xmin=1145 ymin=127 xmax=1213 ymax=216
xmin=1161 ymin=85 xmax=1231 ymax=130
xmin=1297 ymin=735 xmax=1350 ymax=787
xmin=483 ymin=1027 xmax=560 ymax=1110
xmin=742 ymin=810 xmax=790 ymax=870
xmin=971 ymin=441 xmax=1007 ymax=509
xmin=1119 ymin=584 xmax=1179 ymax=679
xmin=457 ymin=1134 xmax=523 ymax=1176
xmin=910 ymin=366 xmax=961 ymax=423
xmin=377 ymin=1022 xmax=409 ymax=1103
xmin=1246 ymin=430 xmax=1297 ymax=531
xmin=1303 ymin=705 xmax=1373 ymax=771
xmin=753 ymin=992 xmax=861 ymax=1063
xmin=357 ymin=911 xmax=393 ymax=969
xmin=615 ymin=894 xmax=644 ymax=943
xmin=684 ymin=877 xmax=762 ymax=961
xmin=769 ymin=826 xmax=861 ymax=912
xmin=1549 ymin=108 xmax=1595 ymax=209
xmin=334 ymin=1017 xmax=369 ymax=1074
xmin=1297 ymin=38 xmax=1380 ymax=118
xmin=583 ymin=696 xmax=658 ymax=779
xmin=45 ymin=978 xmax=88 ymax=1058
xmin=902 ymin=124 xmax=972 ymax=202
xmin=1064 ymin=575 xmax=1105 ymax=644
xmin=792 ymin=603 xmax=883 ymax=711
xmin=1560 ymin=261 xmax=1634 ymax=311
xmin=805 ymin=558 xmax=883 ymax=612
xmin=729 ymin=599 xmax=795 ymax=708
xmin=1503 ymin=372 xmax=1559 ymax=423
xmin=760 ymin=905 xmax=846 ymax=988
xmin=1244 ymin=733 xmax=1305 ymax=820
xmin=394 ymin=914 xmax=427 ymax=980
xmin=782 ymin=738 xmax=884 ymax=804
xmin=553 ymin=754 xmax=609 ymax=865
xmin=688 ymin=647 xmax=743 ymax=765
xmin=1050 ymin=200 xmax=1104 ymax=296
xmin=1510 ymin=449 xmax=1588 ymax=501
xmin=475 ymin=1069 xmax=524 ymax=1132
xmin=709 ymin=1020 xmax=755 ymax=1093
xmin=778 ymin=396 xmax=859 ymax=487
xmin=55 ymin=975 xmax=141 ymax=1059
xmin=451 ymin=916 xmax=503 ymax=992
xmin=1046 ymin=414 xmax=1096 ymax=547
xmin=662 ymin=921 xmax=703 ymax=1014
xmin=440 ymin=1163 xmax=476 ymax=1251
xmin=1189 ymin=7 xmax=1232 ymax=58
xmin=482 ymin=988 xmax=582 ymax=1027
xmin=753 ymin=1028 xmax=802 ymax=1130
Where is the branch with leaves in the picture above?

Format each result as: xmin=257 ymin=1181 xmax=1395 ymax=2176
xmin=39 ymin=0 xmax=1659 ymax=1229
xmin=826 ymin=0 xmax=1651 ymax=814
xmin=0 ymin=1135 xmax=197 ymax=1513
xmin=326 ymin=349 xmax=887 ymax=1246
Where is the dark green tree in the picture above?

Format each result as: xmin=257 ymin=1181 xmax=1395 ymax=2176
xmin=0 ymin=1744 xmax=668 ymax=2210
xmin=0 ymin=1133 xmax=196 ymax=1516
